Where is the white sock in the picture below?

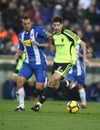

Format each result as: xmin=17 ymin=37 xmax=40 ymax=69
xmin=16 ymin=87 xmax=25 ymax=108
xmin=78 ymin=88 xmax=86 ymax=105
xmin=70 ymin=81 xmax=77 ymax=89
xmin=37 ymin=101 xmax=42 ymax=107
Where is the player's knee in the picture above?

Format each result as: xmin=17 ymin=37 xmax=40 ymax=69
xmin=48 ymin=79 xmax=56 ymax=88
xmin=17 ymin=76 xmax=26 ymax=88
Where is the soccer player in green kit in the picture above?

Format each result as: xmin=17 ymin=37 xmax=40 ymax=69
xmin=31 ymin=16 xmax=88 ymax=112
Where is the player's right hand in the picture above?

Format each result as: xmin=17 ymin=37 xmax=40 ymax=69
xmin=15 ymin=51 xmax=23 ymax=60
xmin=84 ymin=59 xmax=90 ymax=66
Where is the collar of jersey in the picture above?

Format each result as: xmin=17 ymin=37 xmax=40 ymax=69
xmin=55 ymin=31 xmax=61 ymax=35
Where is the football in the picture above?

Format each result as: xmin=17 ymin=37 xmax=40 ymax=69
xmin=66 ymin=100 xmax=80 ymax=113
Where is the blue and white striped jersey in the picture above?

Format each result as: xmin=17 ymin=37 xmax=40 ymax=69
xmin=18 ymin=26 xmax=48 ymax=65
xmin=68 ymin=44 xmax=90 ymax=76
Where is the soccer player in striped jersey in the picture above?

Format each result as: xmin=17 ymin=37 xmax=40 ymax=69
xmin=66 ymin=44 xmax=92 ymax=108
xmin=14 ymin=16 xmax=50 ymax=111
xmin=12 ymin=52 xmax=35 ymax=100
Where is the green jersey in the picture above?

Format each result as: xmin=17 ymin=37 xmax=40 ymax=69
xmin=16 ymin=53 xmax=25 ymax=70
xmin=52 ymin=29 xmax=81 ymax=64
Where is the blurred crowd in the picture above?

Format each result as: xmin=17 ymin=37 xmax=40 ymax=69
xmin=0 ymin=0 xmax=100 ymax=58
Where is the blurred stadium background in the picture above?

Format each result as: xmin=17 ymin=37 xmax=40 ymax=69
xmin=0 ymin=0 xmax=100 ymax=101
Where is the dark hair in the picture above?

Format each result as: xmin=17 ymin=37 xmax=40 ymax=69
xmin=21 ymin=16 xmax=32 ymax=22
xmin=52 ymin=16 xmax=63 ymax=24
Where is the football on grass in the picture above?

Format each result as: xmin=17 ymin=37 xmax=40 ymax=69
xmin=66 ymin=100 xmax=80 ymax=113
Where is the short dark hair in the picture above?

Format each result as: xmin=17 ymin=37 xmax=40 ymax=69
xmin=21 ymin=16 xmax=32 ymax=22
xmin=52 ymin=16 xmax=63 ymax=24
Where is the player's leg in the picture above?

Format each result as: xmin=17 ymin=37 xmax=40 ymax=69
xmin=67 ymin=73 xmax=87 ymax=108
xmin=33 ymin=76 xmax=48 ymax=104
xmin=78 ymin=84 xmax=87 ymax=108
xmin=12 ymin=70 xmax=26 ymax=111
xmin=24 ymin=77 xmax=35 ymax=100
xmin=77 ymin=76 xmax=87 ymax=109
xmin=31 ymin=64 xmax=48 ymax=110
xmin=14 ymin=63 xmax=33 ymax=111
xmin=31 ymin=63 xmax=73 ymax=112
xmin=31 ymin=72 xmax=61 ymax=111
xmin=15 ymin=76 xmax=26 ymax=111
xmin=35 ymin=64 xmax=47 ymax=98
xmin=12 ymin=70 xmax=19 ymax=87
xmin=60 ymin=67 xmax=75 ymax=88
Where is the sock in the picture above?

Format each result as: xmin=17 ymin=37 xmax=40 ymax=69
xmin=33 ymin=89 xmax=39 ymax=98
xmin=78 ymin=88 xmax=86 ymax=105
xmin=70 ymin=81 xmax=77 ymax=89
xmin=16 ymin=87 xmax=25 ymax=108
xmin=33 ymin=89 xmax=44 ymax=98
xmin=38 ymin=87 xmax=54 ymax=105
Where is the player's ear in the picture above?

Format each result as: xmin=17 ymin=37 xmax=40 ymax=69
xmin=61 ymin=24 xmax=63 ymax=28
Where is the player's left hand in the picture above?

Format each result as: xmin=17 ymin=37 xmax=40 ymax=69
xmin=78 ymin=53 xmax=83 ymax=57
xmin=84 ymin=59 xmax=90 ymax=66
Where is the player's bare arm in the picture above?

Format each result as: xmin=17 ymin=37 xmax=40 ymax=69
xmin=78 ymin=52 xmax=92 ymax=58
xmin=49 ymin=39 xmax=55 ymax=52
xmin=78 ymin=52 xmax=92 ymax=66
xmin=80 ymin=40 xmax=88 ymax=65
xmin=78 ymin=45 xmax=92 ymax=66
xmin=32 ymin=41 xmax=49 ymax=47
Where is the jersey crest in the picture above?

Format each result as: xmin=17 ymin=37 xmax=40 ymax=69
xmin=23 ymin=39 xmax=31 ymax=47
xmin=61 ymin=38 xmax=64 ymax=42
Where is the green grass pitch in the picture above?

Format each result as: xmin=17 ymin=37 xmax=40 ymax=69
xmin=0 ymin=100 xmax=100 ymax=130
